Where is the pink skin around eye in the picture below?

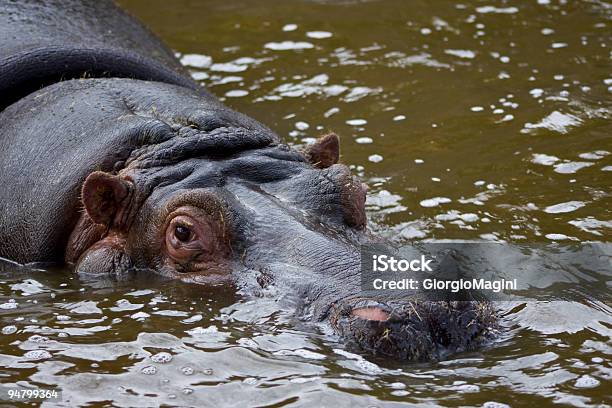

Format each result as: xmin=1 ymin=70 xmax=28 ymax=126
xmin=164 ymin=214 xmax=218 ymax=261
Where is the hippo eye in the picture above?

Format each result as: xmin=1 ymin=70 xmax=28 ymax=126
xmin=174 ymin=224 xmax=193 ymax=242
xmin=164 ymin=212 xmax=225 ymax=266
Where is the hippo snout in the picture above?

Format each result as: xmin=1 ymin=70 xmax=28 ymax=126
xmin=328 ymin=298 xmax=497 ymax=361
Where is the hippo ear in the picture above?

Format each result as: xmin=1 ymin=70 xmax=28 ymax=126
xmin=303 ymin=133 xmax=340 ymax=169
xmin=81 ymin=171 xmax=132 ymax=226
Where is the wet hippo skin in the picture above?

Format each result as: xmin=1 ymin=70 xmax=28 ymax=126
xmin=0 ymin=0 xmax=496 ymax=360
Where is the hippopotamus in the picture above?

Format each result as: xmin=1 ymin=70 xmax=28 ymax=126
xmin=0 ymin=0 xmax=495 ymax=360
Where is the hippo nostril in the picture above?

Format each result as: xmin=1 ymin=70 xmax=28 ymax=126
xmin=351 ymin=307 xmax=389 ymax=321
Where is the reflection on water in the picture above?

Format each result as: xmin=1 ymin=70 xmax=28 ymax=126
xmin=1 ymin=0 xmax=610 ymax=406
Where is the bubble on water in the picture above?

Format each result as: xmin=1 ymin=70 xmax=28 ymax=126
xmin=131 ymin=312 xmax=150 ymax=320
xmin=545 ymin=233 xmax=573 ymax=241
xmin=243 ymin=377 xmax=258 ymax=385
xmin=420 ymin=197 xmax=452 ymax=207
xmin=552 ymin=42 xmax=568 ymax=49
xmin=445 ymin=49 xmax=476 ymax=59
xmin=56 ymin=315 xmax=71 ymax=321
xmin=579 ymin=150 xmax=609 ymax=160
xmin=282 ymin=24 xmax=297 ymax=32
xmin=453 ymin=384 xmax=480 ymax=392
xmin=602 ymin=166 xmax=612 ymax=172
xmin=544 ymin=201 xmax=586 ymax=214
xmin=355 ymin=137 xmax=373 ymax=144
xmin=0 ymin=300 xmax=17 ymax=309
xmin=141 ymin=366 xmax=157 ymax=375
xmin=483 ymin=402 xmax=510 ymax=408
xmin=531 ymin=154 xmax=559 ymax=166
xmin=553 ymin=161 xmax=593 ymax=174
xmin=414 ymin=159 xmax=424 ymax=164
xmin=568 ymin=217 xmax=611 ymax=236
xmin=391 ymin=390 xmax=410 ymax=396
xmin=2 ymin=325 xmax=17 ymax=335
xmin=460 ymin=213 xmax=479 ymax=222
xmin=324 ymin=107 xmax=340 ymax=117
xmin=471 ymin=106 xmax=484 ymax=112
xmin=522 ymin=111 xmax=582 ymax=134
xmin=295 ymin=121 xmax=309 ymax=131
xmin=346 ymin=118 xmax=367 ymax=126
xmin=575 ymin=375 xmax=600 ymax=388
xmin=591 ymin=357 xmax=603 ymax=363
xmin=202 ymin=368 xmax=214 ymax=375
xmin=150 ymin=352 xmax=173 ymax=364
xmin=23 ymin=350 xmax=52 ymax=361
xmin=181 ymin=366 xmax=195 ymax=376
xmin=529 ymin=88 xmax=544 ymax=98
xmin=11 ymin=279 xmax=47 ymax=295
xmin=180 ymin=54 xmax=212 ymax=68
xmin=190 ymin=71 xmax=209 ymax=81
xmin=541 ymin=28 xmax=554 ymax=35
xmin=389 ymin=382 xmax=406 ymax=389
xmin=211 ymin=63 xmax=247 ymax=73
xmin=264 ymin=41 xmax=314 ymax=51
xmin=186 ymin=326 xmax=219 ymax=335
xmin=393 ymin=115 xmax=406 ymax=121
xmin=183 ymin=388 xmax=194 ymax=395
xmin=225 ymin=90 xmax=249 ymax=98
xmin=274 ymin=349 xmax=327 ymax=360
xmin=237 ymin=338 xmax=259 ymax=348
xmin=368 ymin=154 xmax=383 ymax=163
xmin=343 ymin=86 xmax=381 ymax=102
xmin=181 ymin=314 xmax=203 ymax=324
xmin=420 ymin=27 xmax=432 ymax=35
xmin=28 ymin=335 xmax=49 ymax=343
xmin=127 ymin=289 xmax=155 ymax=297
xmin=306 ymin=31 xmax=332 ymax=39
xmin=476 ymin=6 xmax=518 ymax=14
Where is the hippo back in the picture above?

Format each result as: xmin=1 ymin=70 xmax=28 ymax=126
xmin=0 ymin=0 xmax=203 ymax=111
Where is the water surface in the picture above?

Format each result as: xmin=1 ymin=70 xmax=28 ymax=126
xmin=1 ymin=0 xmax=610 ymax=406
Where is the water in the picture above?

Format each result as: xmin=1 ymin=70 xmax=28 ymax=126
xmin=1 ymin=0 xmax=610 ymax=406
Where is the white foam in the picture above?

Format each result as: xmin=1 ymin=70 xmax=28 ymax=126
xmin=522 ymin=111 xmax=582 ymax=134
xmin=180 ymin=54 xmax=212 ymax=68
xmin=531 ymin=153 xmax=559 ymax=166
xmin=544 ymin=201 xmax=586 ymax=214
xmin=420 ymin=197 xmax=452 ymax=207
xmin=264 ymin=41 xmax=314 ymax=50
xmin=306 ymin=31 xmax=332 ymax=39
xmin=445 ymin=49 xmax=476 ymax=59
xmin=476 ymin=6 xmax=519 ymax=14
xmin=346 ymin=118 xmax=367 ymax=126
xmin=368 ymin=154 xmax=383 ymax=163
xmin=553 ymin=161 xmax=593 ymax=174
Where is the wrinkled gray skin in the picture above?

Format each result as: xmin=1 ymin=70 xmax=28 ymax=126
xmin=0 ymin=0 xmax=495 ymax=360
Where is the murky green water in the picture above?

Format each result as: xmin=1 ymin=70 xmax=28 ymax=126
xmin=1 ymin=0 xmax=610 ymax=406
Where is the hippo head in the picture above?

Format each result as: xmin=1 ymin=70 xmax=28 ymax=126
xmin=64 ymin=80 xmax=495 ymax=361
